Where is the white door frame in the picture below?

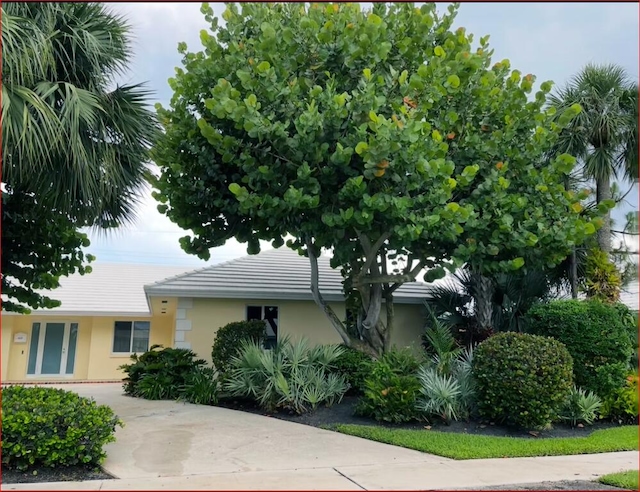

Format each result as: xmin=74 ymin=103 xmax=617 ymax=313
xmin=30 ymin=321 xmax=76 ymax=378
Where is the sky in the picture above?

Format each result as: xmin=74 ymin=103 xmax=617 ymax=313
xmin=89 ymin=2 xmax=640 ymax=268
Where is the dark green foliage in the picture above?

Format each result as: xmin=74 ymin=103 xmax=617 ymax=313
xmin=120 ymin=345 xmax=208 ymax=401
xmin=525 ymin=300 xmax=633 ymax=398
xmin=1 ymin=386 xmax=122 ymax=471
xmin=601 ymin=371 xmax=639 ymax=424
xmin=211 ymin=320 xmax=266 ymax=375
xmin=180 ymin=367 xmax=219 ymax=405
xmin=330 ymin=345 xmax=374 ymax=395
xmin=473 ymin=332 xmax=574 ymax=429
xmin=356 ymin=349 xmax=422 ymax=423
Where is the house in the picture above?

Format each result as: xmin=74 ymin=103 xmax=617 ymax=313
xmin=1 ymin=248 xmax=431 ymax=383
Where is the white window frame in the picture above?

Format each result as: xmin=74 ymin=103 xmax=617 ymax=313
xmin=112 ymin=320 xmax=151 ymax=354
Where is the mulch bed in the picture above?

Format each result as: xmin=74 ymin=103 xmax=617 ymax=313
xmin=1 ymin=466 xmax=113 ymax=484
xmin=217 ymin=394 xmax=623 ymax=439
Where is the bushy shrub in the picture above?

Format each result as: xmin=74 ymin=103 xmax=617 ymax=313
xmin=224 ymin=336 xmax=348 ymax=414
xmin=355 ymin=348 xmax=423 ymax=423
xmin=179 ymin=367 xmax=219 ymax=405
xmin=120 ymin=345 xmax=212 ymax=402
xmin=473 ymin=332 xmax=573 ymax=429
xmin=601 ymin=371 xmax=639 ymax=425
xmin=1 ymin=386 xmax=122 ymax=471
xmin=525 ymin=300 xmax=633 ymax=398
xmin=559 ymin=386 xmax=602 ymax=427
xmin=417 ymin=347 xmax=475 ymax=423
xmin=211 ymin=320 xmax=267 ymax=375
xmin=330 ymin=345 xmax=373 ymax=395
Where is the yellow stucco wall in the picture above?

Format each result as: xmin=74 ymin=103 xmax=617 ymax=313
xmin=184 ymin=298 xmax=425 ymax=365
xmin=1 ymin=314 xmax=174 ymax=383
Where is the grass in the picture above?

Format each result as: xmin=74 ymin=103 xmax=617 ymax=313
xmin=598 ymin=470 xmax=639 ymax=490
xmin=328 ymin=424 xmax=638 ymax=460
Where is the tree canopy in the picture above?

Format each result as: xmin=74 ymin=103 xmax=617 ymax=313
xmin=153 ymin=2 xmax=600 ymax=356
xmin=1 ymin=3 xmax=158 ymax=312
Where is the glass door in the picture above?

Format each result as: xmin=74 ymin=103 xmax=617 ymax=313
xmin=27 ymin=322 xmax=78 ymax=376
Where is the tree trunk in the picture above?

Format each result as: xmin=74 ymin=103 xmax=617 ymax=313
xmin=596 ymin=177 xmax=612 ymax=253
xmin=473 ymin=273 xmax=494 ymax=332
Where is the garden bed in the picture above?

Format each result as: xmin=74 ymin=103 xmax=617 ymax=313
xmin=1 ymin=466 xmax=113 ymax=484
xmin=217 ymin=394 xmax=625 ymax=440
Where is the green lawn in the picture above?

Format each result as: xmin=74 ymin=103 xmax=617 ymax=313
xmin=328 ymin=424 xmax=638 ymax=460
xmin=598 ymin=470 xmax=639 ymax=490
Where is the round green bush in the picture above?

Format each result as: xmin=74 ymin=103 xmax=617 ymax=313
xmin=473 ymin=332 xmax=573 ymax=429
xmin=525 ymin=300 xmax=633 ymax=398
xmin=211 ymin=320 xmax=266 ymax=374
xmin=1 ymin=386 xmax=122 ymax=471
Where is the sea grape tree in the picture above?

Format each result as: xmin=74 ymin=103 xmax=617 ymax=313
xmin=153 ymin=2 xmax=599 ymax=356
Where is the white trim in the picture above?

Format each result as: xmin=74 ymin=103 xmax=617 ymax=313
xmin=34 ymin=324 xmax=46 ymax=375
xmin=60 ymin=324 xmax=70 ymax=374
xmin=3 ymin=310 xmax=152 ymax=317
xmin=174 ymin=331 xmax=185 ymax=342
xmin=175 ymin=341 xmax=191 ymax=349
xmin=176 ymin=319 xmax=192 ymax=331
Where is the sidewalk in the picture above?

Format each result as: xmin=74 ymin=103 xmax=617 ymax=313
xmin=4 ymin=451 xmax=637 ymax=491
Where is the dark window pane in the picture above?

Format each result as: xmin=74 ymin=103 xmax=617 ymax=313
xmin=132 ymin=321 xmax=150 ymax=352
xmin=113 ymin=321 xmax=132 ymax=352
xmin=27 ymin=323 xmax=40 ymax=375
xmin=66 ymin=323 xmax=78 ymax=374
xmin=246 ymin=306 xmax=262 ymax=321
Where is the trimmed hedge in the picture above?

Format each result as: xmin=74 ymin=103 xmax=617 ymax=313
xmin=525 ymin=300 xmax=633 ymax=398
xmin=1 ymin=386 xmax=122 ymax=471
xmin=473 ymin=332 xmax=573 ymax=429
xmin=211 ymin=320 xmax=266 ymax=375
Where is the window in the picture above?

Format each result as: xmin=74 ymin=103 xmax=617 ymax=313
xmin=246 ymin=305 xmax=278 ymax=348
xmin=113 ymin=321 xmax=150 ymax=353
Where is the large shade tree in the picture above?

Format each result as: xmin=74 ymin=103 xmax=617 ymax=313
xmin=549 ymin=64 xmax=638 ymax=254
xmin=1 ymin=3 xmax=159 ymax=312
xmin=153 ymin=2 xmax=598 ymax=356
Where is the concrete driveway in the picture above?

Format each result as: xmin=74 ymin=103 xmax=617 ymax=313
xmin=8 ymin=383 xmax=635 ymax=491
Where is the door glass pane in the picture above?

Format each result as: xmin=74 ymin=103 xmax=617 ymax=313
xmin=246 ymin=306 xmax=262 ymax=321
xmin=41 ymin=323 xmax=65 ymax=374
xmin=65 ymin=323 xmax=78 ymax=374
xmin=113 ymin=322 xmax=132 ymax=352
xmin=132 ymin=321 xmax=150 ymax=353
xmin=27 ymin=323 xmax=40 ymax=375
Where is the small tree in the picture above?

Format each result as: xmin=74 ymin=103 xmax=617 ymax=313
xmin=154 ymin=3 xmax=598 ymax=357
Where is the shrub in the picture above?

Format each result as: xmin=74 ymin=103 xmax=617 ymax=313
xmin=525 ymin=300 xmax=633 ymax=398
xmin=559 ymin=386 xmax=602 ymax=427
xmin=224 ymin=336 xmax=348 ymax=414
xmin=211 ymin=320 xmax=267 ymax=375
xmin=473 ymin=332 xmax=573 ymax=429
xmin=355 ymin=348 xmax=423 ymax=423
xmin=356 ymin=361 xmax=422 ymax=423
xmin=120 ymin=345 xmax=208 ymax=400
xmin=179 ymin=367 xmax=219 ymax=405
xmin=1 ymin=386 xmax=122 ymax=471
xmin=582 ymin=249 xmax=621 ymax=303
xmin=331 ymin=345 xmax=373 ymax=395
xmin=601 ymin=371 xmax=639 ymax=425
xmin=417 ymin=347 xmax=475 ymax=423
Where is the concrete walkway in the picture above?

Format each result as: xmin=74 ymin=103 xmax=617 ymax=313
xmin=4 ymin=384 xmax=637 ymax=490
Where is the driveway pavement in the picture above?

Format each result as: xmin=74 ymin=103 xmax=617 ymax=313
xmin=4 ymin=383 xmax=637 ymax=490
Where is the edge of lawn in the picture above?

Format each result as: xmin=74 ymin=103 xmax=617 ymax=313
xmin=323 ymin=424 xmax=639 ymax=460
xmin=598 ymin=470 xmax=639 ymax=490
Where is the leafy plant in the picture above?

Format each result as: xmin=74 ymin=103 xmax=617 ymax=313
xmin=179 ymin=367 xmax=219 ymax=405
xmin=422 ymin=317 xmax=462 ymax=374
xmin=330 ymin=345 xmax=374 ymax=395
xmin=582 ymin=249 xmax=622 ymax=303
xmin=1 ymin=386 xmax=123 ymax=471
xmin=356 ymin=360 xmax=422 ymax=424
xmin=379 ymin=347 xmax=423 ymax=375
xmin=601 ymin=371 xmax=639 ymax=424
xmin=120 ymin=345 xmax=208 ymax=400
xmin=211 ymin=320 xmax=266 ymax=376
xmin=473 ymin=332 xmax=573 ymax=429
xmin=559 ymin=386 xmax=602 ymax=427
xmin=224 ymin=337 xmax=348 ymax=414
xmin=525 ymin=300 xmax=633 ymax=398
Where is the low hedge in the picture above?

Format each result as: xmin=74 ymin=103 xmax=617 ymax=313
xmin=211 ymin=320 xmax=266 ymax=375
xmin=1 ymin=386 xmax=122 ymax=471
xmin=473 ymin=332 xmax=573 ymax=429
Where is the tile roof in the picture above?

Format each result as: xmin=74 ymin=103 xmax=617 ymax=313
xmin=144 ymin=248 xmax=431 ymax=304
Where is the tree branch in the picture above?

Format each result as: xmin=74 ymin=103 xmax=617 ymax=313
xmin=357 ymin=230 xmax=391 ymax=277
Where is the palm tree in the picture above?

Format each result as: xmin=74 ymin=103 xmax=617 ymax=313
xmin=548 ymin=64 xmax=638 ymax=253
xmin=1 ymin=2 xmax=159 ymax=227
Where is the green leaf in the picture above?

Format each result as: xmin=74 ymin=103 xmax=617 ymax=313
xmin=257 ymin=61 xmax=271 ymax=73
xmin=447 ymin=74 xmax=460 ymax=88
xmin=510 ymin=257 xmax=525 ymax=270
xmin=434 ymin=46 xmax=445 ymax=57
xmin=355 ymin=142 xmax=368 ymax=155
xmin=228 ymin=183 xmax=242 ymax=195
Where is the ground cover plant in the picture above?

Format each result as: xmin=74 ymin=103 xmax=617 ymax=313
xmin=329 ymin=424 xmax=638 ymax=459
xmin=1 ymin=386 xmax=122 ymax=471
xmin=598 ymin=470 xmax=639 ymax=490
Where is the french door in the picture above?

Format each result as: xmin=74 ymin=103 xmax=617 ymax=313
xmin=27 ymin=322 xmax=78 ymax=376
